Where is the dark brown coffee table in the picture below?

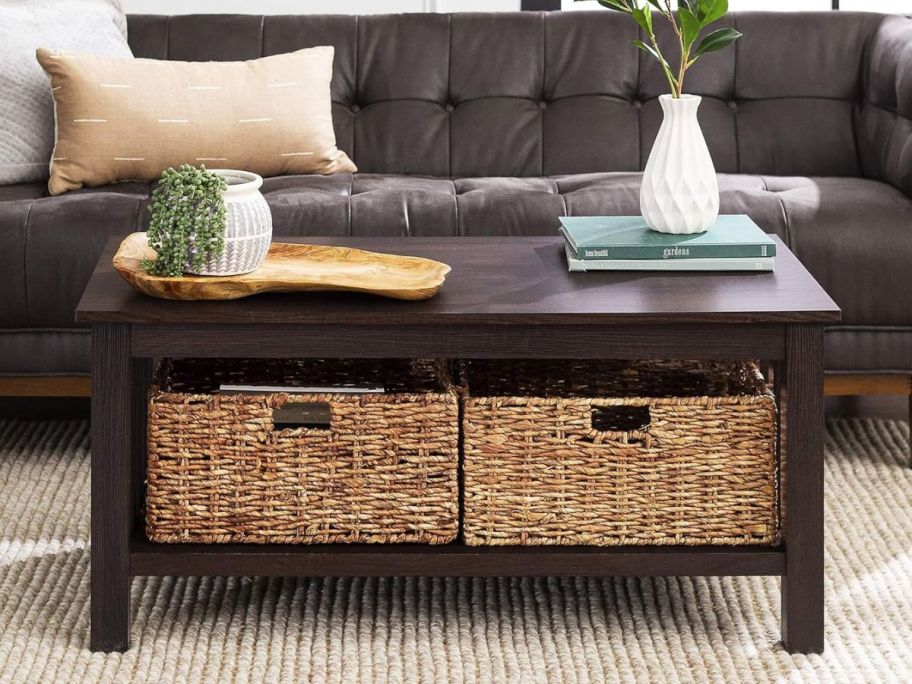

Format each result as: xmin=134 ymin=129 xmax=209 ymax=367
xmin=77 ymin=234 xmax=839 ymax=654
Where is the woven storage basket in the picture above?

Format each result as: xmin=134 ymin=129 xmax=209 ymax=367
xmin=146 ymin=358 xmax=458 ymax=544
xmin=460 ymin=360 xmax=778 ymax=547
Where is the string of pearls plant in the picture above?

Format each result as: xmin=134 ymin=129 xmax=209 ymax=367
xmin=142 ymin=164 xmax=227 ymax=277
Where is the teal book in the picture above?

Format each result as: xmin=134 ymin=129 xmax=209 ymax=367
xmin=559 ymin=215 xmax=777 ymax=260
xmin=564 ymin=244 xmax=774 ymax=272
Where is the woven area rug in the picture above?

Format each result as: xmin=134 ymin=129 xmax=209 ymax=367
xmin=0 ymin=418 xmax=910 ymax=683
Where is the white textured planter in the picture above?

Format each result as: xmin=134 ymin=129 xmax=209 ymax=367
xmin=186 ymin=169 xmax=272 ymax=276
xmin=640 ymin=94 xmax=720 ymax=235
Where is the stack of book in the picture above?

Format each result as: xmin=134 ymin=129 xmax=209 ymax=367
xmin=560 ymin=215 xmax=777 ymax=272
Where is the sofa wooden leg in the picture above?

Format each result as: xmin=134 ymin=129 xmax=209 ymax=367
xmin=823 ymin=372 xmax=912 ymax=463
xmin=0 ymin=376 xmax=91 ymax=397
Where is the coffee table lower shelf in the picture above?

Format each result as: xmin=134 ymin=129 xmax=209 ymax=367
xmin=130 ymin=533 xmax=784 ymax=578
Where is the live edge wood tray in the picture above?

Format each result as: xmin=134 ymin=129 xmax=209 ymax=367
xmin=77 ymin=235 xmax=840 ymax=654
xmin=113 ymin=232 xmax=451 ymax=301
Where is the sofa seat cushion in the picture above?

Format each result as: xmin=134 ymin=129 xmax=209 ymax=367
xmin=760 ymin=176 xmax=912 ymax=327
xmin=825 ymin=326 xmax=912 ymax=373
xmin=0 ymin=173 xmax=909 ymax=328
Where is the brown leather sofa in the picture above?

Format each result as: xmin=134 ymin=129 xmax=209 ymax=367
xmin=1 ymin=11 xmax=910 ymax=382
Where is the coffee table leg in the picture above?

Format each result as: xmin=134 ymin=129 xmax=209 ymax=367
xmin=781 ymin=323 xmax=825 ymax=654
xmin=90 ymin=323 xmax=133 ymax=652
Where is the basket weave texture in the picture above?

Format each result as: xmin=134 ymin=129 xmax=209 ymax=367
xmin=146 ymin=358 xmax=458 ymax=544
xmin=460 ymin=360 xmax=778 ymax=547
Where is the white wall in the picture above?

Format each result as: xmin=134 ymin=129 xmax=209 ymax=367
xmin=567 ymin=0 xmax=911 ymax=10
xmin=841 ymin=0 xmax=912 ymax=10
xmin=564 ymin=0 xmax=825 ymax=9
xmin=121 ymin=0 xmax=520 ymax=14
xmin=121 ymin=0 xmax=912 ymax=13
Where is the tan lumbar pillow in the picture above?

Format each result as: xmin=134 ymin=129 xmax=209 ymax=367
xmin=37 ymin=46 xmax=356 ymax=195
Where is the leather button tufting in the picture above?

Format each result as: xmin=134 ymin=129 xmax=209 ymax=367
xmin=350 ymin=104 xmax=361 ymax=113
xmin=728 ymin=100 xmax=738 ymax=110
xmin=445 ymin=103 xmax=455 ymax=113
xmin=632 ymin=99 xmax=642 ymax=109
xmin=538 ymin=101 xmax=548 ymax=110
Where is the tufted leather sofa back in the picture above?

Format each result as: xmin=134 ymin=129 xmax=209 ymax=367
xmin=126 ymin=11 xmax=890 ymax=180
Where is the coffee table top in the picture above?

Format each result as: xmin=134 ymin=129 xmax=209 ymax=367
xmin=76 ymin=235 xmax=839 ymax=325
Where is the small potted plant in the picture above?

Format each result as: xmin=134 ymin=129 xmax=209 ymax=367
xmin=143 ymin=164 xmax=272 ymax=277
xmin=591 ymin=0 xmax=741 ymax=234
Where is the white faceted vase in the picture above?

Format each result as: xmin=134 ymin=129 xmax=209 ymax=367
xmin=640 ymin=94 xmax=720 ymax=235
xmin=186 ymin=169 xmax=272 ymax=276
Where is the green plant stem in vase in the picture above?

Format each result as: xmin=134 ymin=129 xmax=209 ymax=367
xmin=593 ymin=0 xmax=741 ymax=98
xmin=142 ymin=164 xmax=228 ymax=277
xmin=586 ymin=0 xmax=742 ymax=234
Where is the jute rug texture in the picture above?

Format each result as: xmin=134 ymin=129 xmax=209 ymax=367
xmin=0 ymin=418 xmax=909 ymax=683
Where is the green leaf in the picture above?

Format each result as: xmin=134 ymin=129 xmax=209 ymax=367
xmin=596 ymin=0 xmax=629 ymax=10
xmin=678 ymin=7 xmax=701 ymax=50
xmin=693 ymin=27 xmax=741 ymax=57
xmin=630 ymin=4 xmax=653 ymax=36
xmin=632 ymin=39 xmax=670 ymax=70
xmin=697 ymin=0 xmax=728 ymax=25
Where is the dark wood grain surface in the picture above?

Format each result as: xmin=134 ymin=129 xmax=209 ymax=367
xmin=77 ymin=235 xmax=840 ymax=325
xmin=90 ymin=324 xmax=132 ymax=652
xmin=130 ymin=322 xmax=788 ymax=359
xmin=130 ymin=535 xmax=785 ymax=578
xmin=781 ymin=324 xmax=826 ymax=653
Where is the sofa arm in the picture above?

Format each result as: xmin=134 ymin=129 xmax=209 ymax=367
xmin=857 ymin=14 xmax=912 ymax=198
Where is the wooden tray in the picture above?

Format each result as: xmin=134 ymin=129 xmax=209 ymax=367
xmin=113 ymin=232 xmax=451 ymax=301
